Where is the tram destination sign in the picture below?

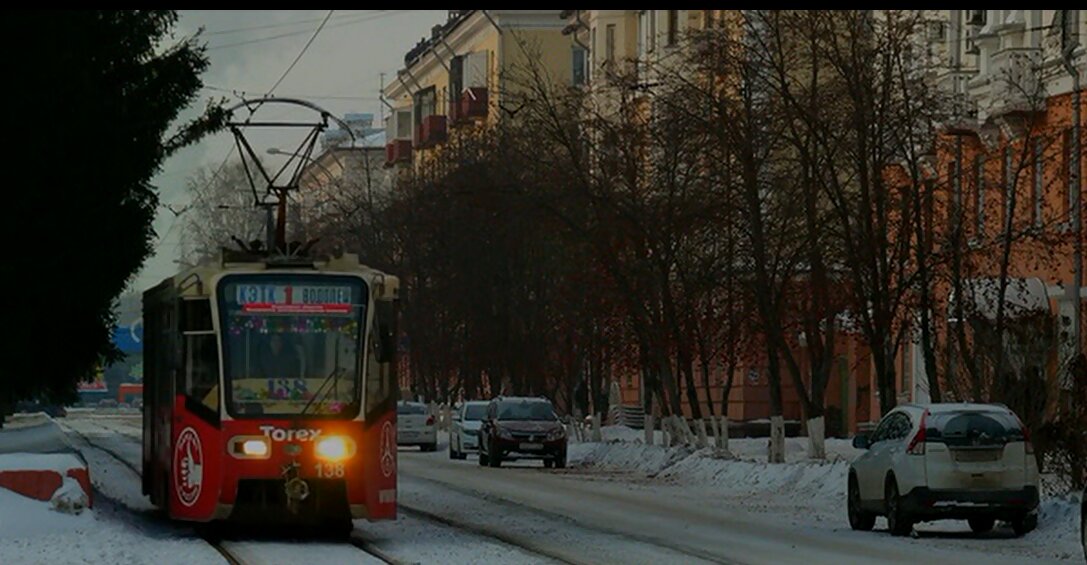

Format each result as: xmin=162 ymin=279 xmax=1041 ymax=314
xmin=236 ymin=284 xmax=353 ymax=314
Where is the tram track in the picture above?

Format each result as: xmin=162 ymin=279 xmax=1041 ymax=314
xmin=396 ymin=503 xmax=580 ymax=565
xmin=61 ymin=421 xmax=396 ymax=565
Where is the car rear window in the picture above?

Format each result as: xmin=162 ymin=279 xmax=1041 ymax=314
xmin=497 ymin=400 xmax=556 ymax=421
xmin=925 ymin=411 xmax=1024 ymax=447
xmin=397 ymin=403 xmax=426 ymax=415
xmin=464 ymin=404 xmax=487 ymax=420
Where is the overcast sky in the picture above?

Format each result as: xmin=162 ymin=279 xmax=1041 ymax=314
xmin=130 ymin=10 xmax=445 ymax=294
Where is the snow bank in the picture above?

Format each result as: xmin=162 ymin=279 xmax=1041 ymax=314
xmin=0 ymin=452 xmax=92 ymax=507
xmin=0 ymin=452 xmax=86 ymax=473
xmin=572 ymin=424 xmax=1083 ymax=557
xmin=0 ymin=488 xmax=223 ymax=565
xmin=51 ymin=476 xmax=89 ymax=514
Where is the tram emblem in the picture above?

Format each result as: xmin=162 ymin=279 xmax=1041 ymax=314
xmin=173 ymin=427 xmax=203 ymax=507
xmin=380 ymin=421 xmax=395 ymax=478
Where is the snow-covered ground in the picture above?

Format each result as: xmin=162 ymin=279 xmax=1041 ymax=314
xmin=566 ymin=425 xmax=1084 ymax=563
xmin=0 ymin=479 xmax=224 ymax=565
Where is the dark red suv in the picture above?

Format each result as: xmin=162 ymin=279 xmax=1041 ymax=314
xmin=479 ymin=396 xmax=567 ymax=468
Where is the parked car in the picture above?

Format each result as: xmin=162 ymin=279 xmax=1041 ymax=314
xmin=14 ymin=400 xmax=66 ymax=418
xmin=396 ymin=401 xmax=437 ymax=451
xmin=479 ymin=396 xmax=566 ymax=468
xmin=848 ymin=403 xmax=1039 ymax=537
xmin=450 ymin=401 xmax=488 ymax=460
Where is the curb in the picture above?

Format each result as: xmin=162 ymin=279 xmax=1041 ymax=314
xmin=0 ymin=464 xmax=93 ymax=506
xmin=0 ymin=415 xmax=94 ymax=507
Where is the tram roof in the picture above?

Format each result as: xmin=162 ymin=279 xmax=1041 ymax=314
xmin=150 ymin=251 xmax=397 ymax=300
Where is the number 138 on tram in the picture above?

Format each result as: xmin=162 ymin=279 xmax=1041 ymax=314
xmin=141 ymin=252 xmax=399 ymax=530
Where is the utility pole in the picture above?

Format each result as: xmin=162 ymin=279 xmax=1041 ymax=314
xmin=264 ymin=202 xmax=275 ymax=251
xmin=379 ymin=72 xmax=386 ymax=124
xmin=1060 ymin=10 xmax=1082 ymax=358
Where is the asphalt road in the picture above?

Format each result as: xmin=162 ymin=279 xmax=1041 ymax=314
xmin=397 ymin=447 xmax=1044 ymax=565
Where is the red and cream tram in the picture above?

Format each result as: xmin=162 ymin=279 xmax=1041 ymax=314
xmin=141 ymin=250 xmax=399 ymax=531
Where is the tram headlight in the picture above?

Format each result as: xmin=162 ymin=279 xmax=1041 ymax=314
xmin=229 ymin=436 xmax=271 ymax=459
xmin=315 ymin=436 xmax=356 ymax=462
xmin=242 ymin=439 xmax=269 ymax=457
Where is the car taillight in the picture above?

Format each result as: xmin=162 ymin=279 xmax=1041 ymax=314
xmin=907 ymin=410 xmax=927 ymax=455
xmin=1016 ymin=416 xmax=1034 ymax=455
xmin=426 ymin=415 xmax=435 ymax=426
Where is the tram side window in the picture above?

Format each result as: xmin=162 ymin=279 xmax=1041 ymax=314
xmin=365 ymin=301 xmax=397 ymax=417
xmin=179 ymin=299 xmax=219 ymax=416
xmin=184 ymin=335 xmax=219 ymax=411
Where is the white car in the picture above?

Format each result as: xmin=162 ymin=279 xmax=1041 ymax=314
xmin=397 ymin=401 xmax=437 ymax=451
xmin=1080 ymin=486 xmax=1085 ymax=560
xmin=848 ymin=403 xmax=1039 ymax=537
xmin=449 ymin=401 xmax=488 ymax=460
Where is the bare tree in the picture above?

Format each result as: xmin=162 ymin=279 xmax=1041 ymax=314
xmin=180 ymin=161 xmax=266 ymax=264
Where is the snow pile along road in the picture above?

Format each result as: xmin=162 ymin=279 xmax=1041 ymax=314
xmin=569 ymin=425 xmax=1084 ymax=562
xmin=569 ymin=433 xmax=853 ymax=512
xmin=0 ymin=480 xmax=224 ymax=565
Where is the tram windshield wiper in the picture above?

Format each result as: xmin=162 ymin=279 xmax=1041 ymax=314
xmin=300 ymin=336 xmax=343 ymax=416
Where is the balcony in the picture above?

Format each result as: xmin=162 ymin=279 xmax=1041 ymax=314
xmin=415 ymin=115 xmax=448 ymax=148
xmin=384 ymin=139 xmax=412 ymax=167
xmin=449 ymin=87 xmax=489 ymax=125
xmin=986 ymin=47 xmax=1044 ymax=120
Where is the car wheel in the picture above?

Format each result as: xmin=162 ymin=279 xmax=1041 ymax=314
xmin=1011 ymin=511 xmax=1037 ymax=536
xmin=968 ymin=516 xmax=995 ymax=534
xmin=543 ymin=459 xmax=554 ymax=469
xmin=848 ymin=474 xmax=876 ymax=531
xmin=884 ymin=479 xmax=913 ymax=537
xmin=555 ymin=453 xmax=566 ymax=469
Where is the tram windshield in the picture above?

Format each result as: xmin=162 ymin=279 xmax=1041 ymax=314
xmin=217 ymin=274 xmax=367 ymax=418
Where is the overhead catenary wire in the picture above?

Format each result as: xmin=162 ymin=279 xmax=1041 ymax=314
xmin=202 ymin=84 xmax=382 ymax=101
xmin=206 ymin=10 xmax=408 ymax=51
xmin=203 ymin=10 xmax=380 ymax=37
xmin=265 ymin=10 xmax=335 ymax=96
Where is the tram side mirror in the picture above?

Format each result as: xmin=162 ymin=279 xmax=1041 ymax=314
xmin=374 ymin=301 xmax=397 ymax=364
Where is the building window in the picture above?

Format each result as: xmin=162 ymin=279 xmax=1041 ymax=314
xmin=901 ymin=346 xmax=912 ymax=401
xmin=606 ymin=24 xmax=616 ymax=64
xmin=1062 ymin=128 xmax=1074 ymax=219
xmin=1033 ymin=138 xmax=1044 ymax=228
xmin=413 ymin=86 xmax=436 ymax=127
xmin=666 ymin=10 xmax=679 ymax=46
xmin=591 ymin=26 xmax=597 ymax=79
xmin=637 ymin=11 xmax=646 ymax=59
xmin=648 ymin=10 xmax=656 ymax=52
xmin=974 ymin=155 xmax=986 ymax=237
xmin=948 ymin=162 xmax=960 ymax=226
xmin=572 ymin=46 xmax=587 ymax=86
xmin=449 ymin=55 xmax=464 ymax=104
xmin=1003 ymin=146 xmax=1013 ymax=230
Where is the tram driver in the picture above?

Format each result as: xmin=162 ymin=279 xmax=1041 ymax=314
xmin=257 ymin=333 xmax=302 ymax=381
